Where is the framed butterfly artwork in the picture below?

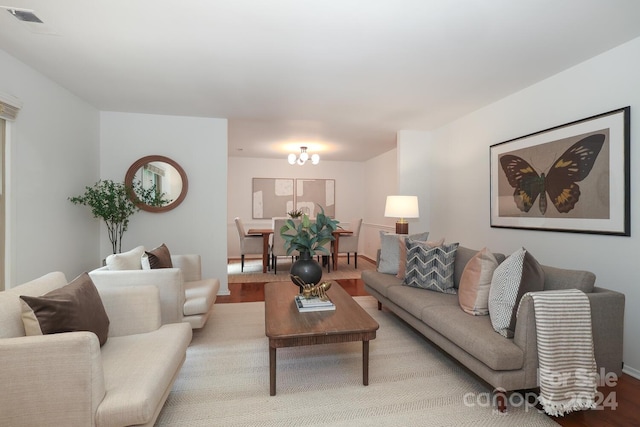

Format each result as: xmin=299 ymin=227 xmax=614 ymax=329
xmin=490 ymin=107 xmax=630 ymax=235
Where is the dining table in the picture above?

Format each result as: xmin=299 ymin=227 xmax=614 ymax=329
xmin=247 ymin=228 xmax=273 ymax=273
xmin=331 ymin=229 xmax=353 ymax=271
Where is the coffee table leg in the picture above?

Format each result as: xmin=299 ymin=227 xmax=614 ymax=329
xmin=363 ymin=340 xmax=369 ymax=386
xmin=270 ymin=346 xmax=276 ymax=396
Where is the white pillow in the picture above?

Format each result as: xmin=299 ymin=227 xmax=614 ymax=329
xmin=105 ymin=245 xmax=145 ymax=270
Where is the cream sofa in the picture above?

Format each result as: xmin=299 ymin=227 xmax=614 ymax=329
xmin=90 ymin=254 xmax=219 ymax=329
xmin=0 ymin=271 xmax=192 ymax=427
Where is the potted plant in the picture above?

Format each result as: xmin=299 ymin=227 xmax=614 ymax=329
xmin=280 ymin=206 xmax=339 ymax=289
xmin=69 ymin=180 xmax=139 ymax=254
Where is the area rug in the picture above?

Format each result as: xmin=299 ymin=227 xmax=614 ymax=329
xmin=228 ymin=256 xmax=376 ymax=283
xmin=156 ymin=296 xmax=558 ymax=426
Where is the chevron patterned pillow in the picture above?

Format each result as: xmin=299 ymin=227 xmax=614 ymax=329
xmin=403 ymin=241 xmax=459 ymax=293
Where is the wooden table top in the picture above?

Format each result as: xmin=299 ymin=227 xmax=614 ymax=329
xmin=264 ymin=281 xmax=379 ymax=344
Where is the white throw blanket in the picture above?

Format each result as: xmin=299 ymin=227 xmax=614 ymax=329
xmin=519 ymin=289 xmax=598 ymax=416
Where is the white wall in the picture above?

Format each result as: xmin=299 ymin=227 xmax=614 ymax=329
xmin=397 ymin=130 xmax=433 ymax=238
xmin=362 ymin=148 xmax=398 ymax=258
xmin=0 ymin=49 xmax=100 ymax=287
xmin=100 ymin=112 xmax=230 ymax=294
xmin=401 ymin=37 xmax=640 ymax=377
xmin=227 ymin=157 xmax=366 ymax=258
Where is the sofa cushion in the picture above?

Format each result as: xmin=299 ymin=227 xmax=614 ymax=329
xmin=489 ymin=248 xmax=544 ymax=338
xmin=421 ymin=305 xmax=524 ymax=370
xmin=377 ymin=231 xmax=429 ymax=274
xmin=0 ymin=272 xmax=68 ymax=339
xmin=96 ymin=322 xmax=192 ymax=426
xmin=387 ymin=284 xmax=459 ymax=319
xmin=106 ymin=246 xmax=145 ymax=270
xmin=145 ymin=243 xmax=174 ymax=269
xmin=404 ymin=241 xmax=459 ymax=294
xmin=396 ymin=237 xmax=444 ymax=280
xmin=458 ymin=248 xmax=499 ymax=315
xmin=19 ymin=273 xmax=110 ymax=346
xmin=183 ymin=279 xmax=218 ymax=316
xmin=362 ymin=270 xmax=403 ymax=298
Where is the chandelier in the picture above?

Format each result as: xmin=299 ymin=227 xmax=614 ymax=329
xmin=288 ymin=146 xmax=320 ymax=165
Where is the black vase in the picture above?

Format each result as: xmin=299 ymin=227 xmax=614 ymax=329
xmin=290 ymin=251 xmax=323 ymax=292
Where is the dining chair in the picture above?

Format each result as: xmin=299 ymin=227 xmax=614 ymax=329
xmin=335 ymin=218 xmax=362 ymax=268
xmin=234 ymin=217 xmax=265 ymax=272
xmin=271 ymin=218 xmax=296 ymax=274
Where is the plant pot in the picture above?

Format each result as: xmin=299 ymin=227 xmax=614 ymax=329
xmin=290 ymin=251 xmax=323 ymax=292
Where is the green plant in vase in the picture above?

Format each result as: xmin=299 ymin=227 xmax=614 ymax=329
xmin=280 ymin=205 xmax=339 ymax=289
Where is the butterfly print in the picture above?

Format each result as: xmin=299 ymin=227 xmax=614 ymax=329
xmin=499 ymin=134 xmax=605 ymax=215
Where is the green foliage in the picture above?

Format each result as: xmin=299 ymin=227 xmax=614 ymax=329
xmin=280 ymin=206 xmax=339 ymax=256
xmin=69 ymin=180 xmax=138 ymax=254
xmin=132 ymin=181 xmax=173 ymax=207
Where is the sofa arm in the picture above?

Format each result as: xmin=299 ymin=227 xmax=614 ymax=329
xmin=587 ymin=287 xmax=625 ymax=375
xmin=0 ymin=332 xmax=105 ymax=426
xmin=171 ymin=254 xmax=202 ymax=282
xmin=89 ymin=268 xmax=185 ymax=325
xmin=515 ymin=287 xmax=625 ymax=388
xmin=98 ymin=285 xmax=162 ymax=337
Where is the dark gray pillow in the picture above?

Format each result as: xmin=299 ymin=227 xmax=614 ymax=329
xmin=404 ymin=241 xmax=459 ymax=294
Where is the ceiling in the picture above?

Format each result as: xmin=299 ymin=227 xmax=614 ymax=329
xmin=1 ymin=1 xmax=640 ymax=162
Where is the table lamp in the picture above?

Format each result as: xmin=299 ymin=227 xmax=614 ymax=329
xmin=384 ymin=195 xmax=419 ymax=234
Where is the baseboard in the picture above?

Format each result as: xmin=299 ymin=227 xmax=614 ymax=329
xmin=623 ymin=364 xmax=640 ymax=380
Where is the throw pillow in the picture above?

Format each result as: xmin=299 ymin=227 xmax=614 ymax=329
xmin=105 ymin=245 xmax=145 ymax=270
xmin=377 ymin=231 xmax=429 ymax=274
xmin=488 ymin=247 xmax=545 ymax=338
xmin=404 ymin=241 xmax=459 ymax=294
xmin=396 ymin=237 xmax=445 ymax=279
xmin=145 ymin=243 xmax=173 ymax=269
xmin=20 ymin=272 xmax=110 ymax=346
xmin=458 ymin=247 xmax=499 ymax=315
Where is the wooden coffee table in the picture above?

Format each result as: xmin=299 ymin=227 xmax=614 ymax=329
xmin=264 ymin=281 xmax=379 ymax=396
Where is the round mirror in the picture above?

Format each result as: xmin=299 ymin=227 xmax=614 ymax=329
xmin=125 ymin=155 xmax=188 ymax=212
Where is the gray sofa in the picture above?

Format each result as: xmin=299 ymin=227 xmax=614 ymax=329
xmin=362 ymin=246 xmax=625 ymax=402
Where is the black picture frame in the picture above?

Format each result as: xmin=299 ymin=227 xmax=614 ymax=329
xmin=490 ymin=107 xmax=630 ymax=236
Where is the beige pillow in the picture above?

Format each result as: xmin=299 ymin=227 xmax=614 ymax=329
xmin=396 ymin=237 xmax=444 ymax=279
xmin=105 ymin=245 xmax=145 ymax=270
xmin=458 ymin=247 xmax=499 ymax=315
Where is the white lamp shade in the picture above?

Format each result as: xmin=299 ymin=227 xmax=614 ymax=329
xmin=287 ymin=153 xmax=297 ymax=164
xmin=311 ymin=153 xmax=320 ymax=164
xmin=384 ymin=195 xmax=419 ymax=218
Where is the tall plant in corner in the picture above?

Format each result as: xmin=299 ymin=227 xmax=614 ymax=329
xmin=69 ymin=180 xmax=139 ymax=254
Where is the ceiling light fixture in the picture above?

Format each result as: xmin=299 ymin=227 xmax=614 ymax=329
xmin=288 ymin=146 xmax=319 ymax=165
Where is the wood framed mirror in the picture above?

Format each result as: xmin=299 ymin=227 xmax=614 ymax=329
xmin=125 ymin=155 xmax=188 ymax=212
